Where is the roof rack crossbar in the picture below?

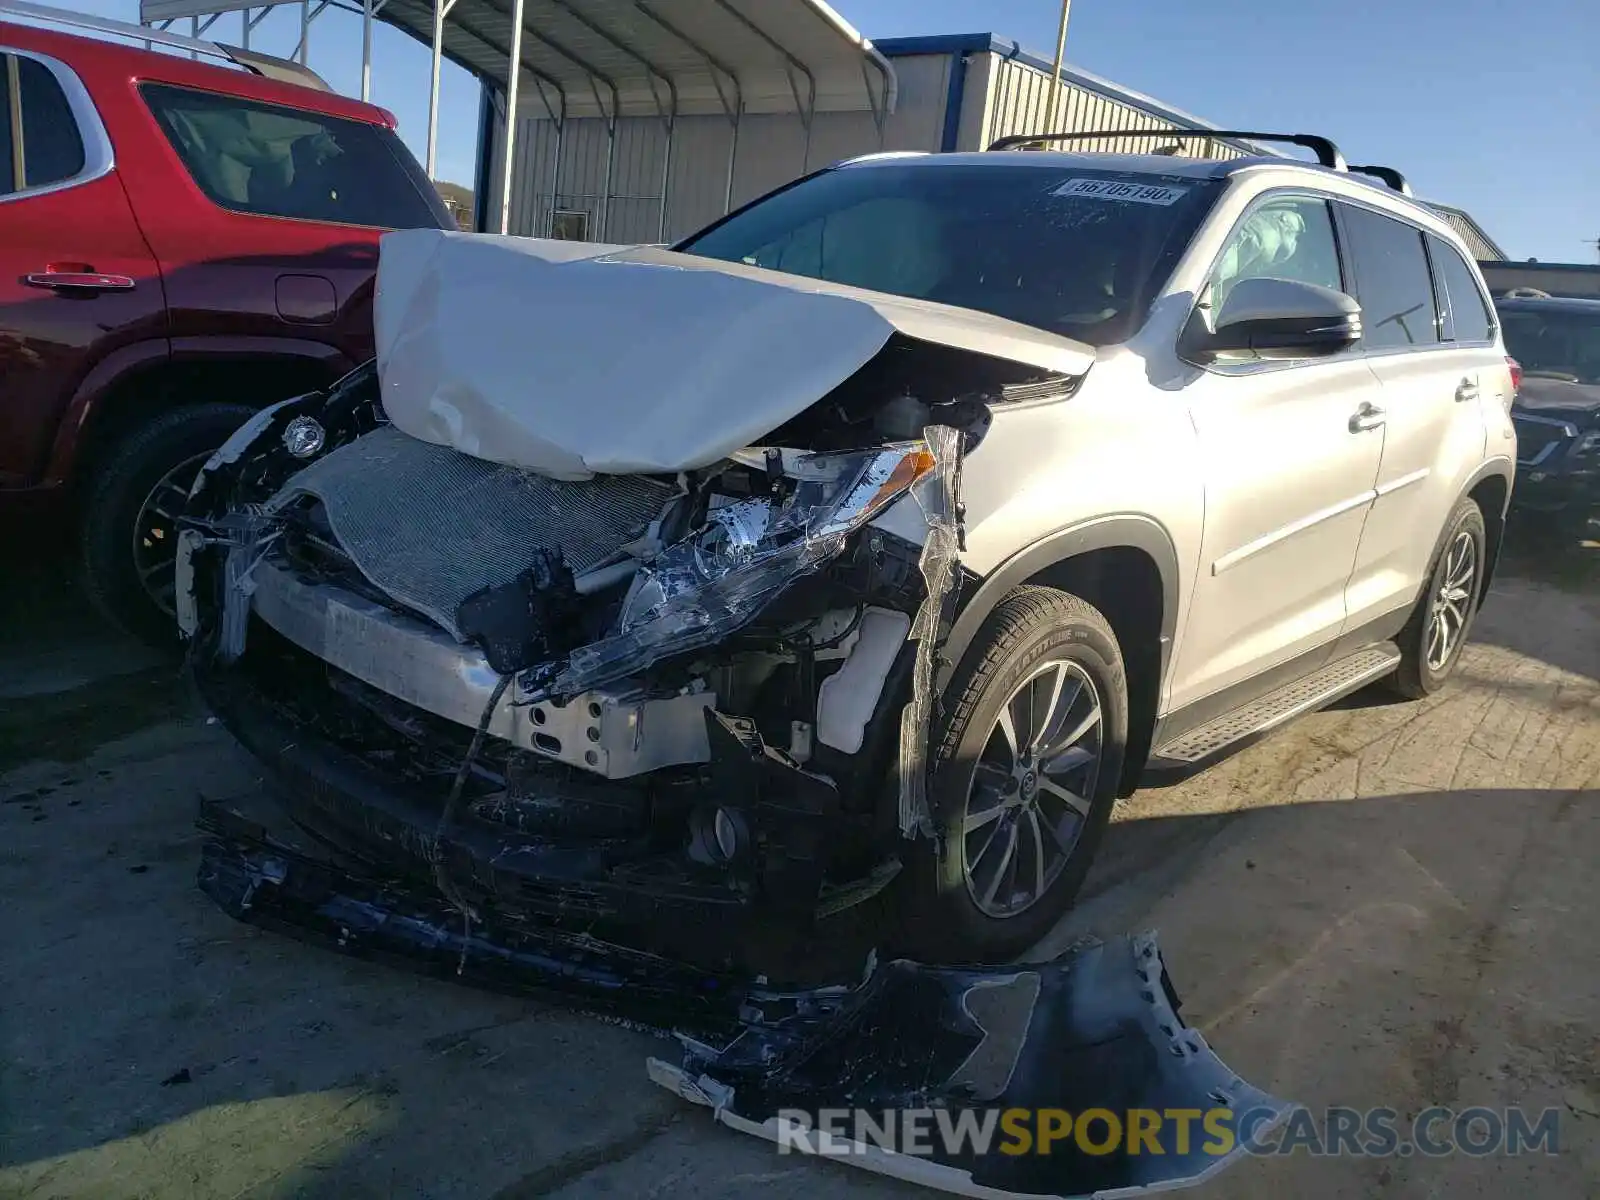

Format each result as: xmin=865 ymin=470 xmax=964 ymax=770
xmin=0 ymin=0 xmax=330 ymax=90
xmin=987 ymin=128 xmax=1348 ymax=171
xmin=1349 ymin=164 xmax=1413 ymax=196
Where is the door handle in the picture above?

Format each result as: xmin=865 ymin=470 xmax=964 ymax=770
xmin=24 ymin=270 xmax=136 ymax=293
xmin=1455 ymin=378 xmax=1480 ymax=403
xmin=1349 ymin=402 xmax=1386 ymax=433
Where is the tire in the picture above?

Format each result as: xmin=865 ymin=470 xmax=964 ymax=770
xmin=1388 ymin=497 xmax=1487 ymax=699
xmin=80 ymin=403 xmax=258 ymax=646
xmin=898 ymin=586 xmax=1129 ymax=964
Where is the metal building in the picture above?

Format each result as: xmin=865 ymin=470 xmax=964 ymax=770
xmin=466 ymin=26 xmax=1260 ymax=243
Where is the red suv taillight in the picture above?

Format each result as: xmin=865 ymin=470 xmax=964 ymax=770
xmin=1507 ymin=356 xmax=1523 ymax=394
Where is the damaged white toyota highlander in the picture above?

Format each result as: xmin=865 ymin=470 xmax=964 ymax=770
xmin=177 ymin=135 xmax=1517 ymax=982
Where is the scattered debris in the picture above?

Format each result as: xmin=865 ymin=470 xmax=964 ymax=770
xmin=193 ymin=823 xmax=1290 ymax=1200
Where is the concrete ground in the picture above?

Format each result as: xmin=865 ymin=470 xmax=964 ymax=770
xmin=1 ymin=531 xmax=1596 ymax=1200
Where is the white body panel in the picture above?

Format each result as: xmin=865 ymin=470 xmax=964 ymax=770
xmin=951 ymin=160 xmax=1510 ymax=721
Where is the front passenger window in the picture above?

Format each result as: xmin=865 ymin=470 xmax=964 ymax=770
xmin=1210 ymin=196 xmax=1342 ymax=309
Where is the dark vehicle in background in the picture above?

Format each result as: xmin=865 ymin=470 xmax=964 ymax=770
xmin=1496 ymin=293 xmax=1600 ymax=534
xmin=0 ymin=3 xmax=450 ymax=641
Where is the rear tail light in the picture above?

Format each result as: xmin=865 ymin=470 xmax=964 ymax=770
xmin=1507 ymin=356 xmax=1523 ymax=394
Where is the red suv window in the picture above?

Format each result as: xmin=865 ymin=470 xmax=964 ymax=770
xmin=140 ymin=82 xmax=449 ymax=230
xmin=2 ymin=53 xmax=87 ymax=193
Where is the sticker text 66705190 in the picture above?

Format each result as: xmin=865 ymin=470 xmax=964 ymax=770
xmin=1052 ymin=177 xmax=1190 ymax=206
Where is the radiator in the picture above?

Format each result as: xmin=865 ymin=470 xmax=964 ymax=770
xmin=270 ymin=426 xmax=674 ymax=639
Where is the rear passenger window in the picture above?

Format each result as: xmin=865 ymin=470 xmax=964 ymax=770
xmin=140 ymin=83 xmax=447 ymax=230
xmin=1429 ymin=237 xmax=1495 ymax=342
xmin=0 ymin=53 xmax=87 ymax=193
xmin=1339 ymin=205 xmax=1440 ymax=350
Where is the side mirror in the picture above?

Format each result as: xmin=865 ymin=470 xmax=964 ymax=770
xmin=1183 ymin=277 xmax=1363 ymax=362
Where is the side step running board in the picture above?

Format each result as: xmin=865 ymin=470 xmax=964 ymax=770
xmin=1147 ymin=644 xmax=1401 ymax=774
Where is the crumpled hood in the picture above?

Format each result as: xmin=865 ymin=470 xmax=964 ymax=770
xmin=374 ymin=229 xmax=1094 ymax=480
xmin=1514 ymin=375 xmax=1600 ymax=421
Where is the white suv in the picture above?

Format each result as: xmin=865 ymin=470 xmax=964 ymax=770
xmin=179 ymin=132 xmax=1517 ymax=967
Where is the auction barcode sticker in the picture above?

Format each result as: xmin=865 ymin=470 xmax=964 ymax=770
xmin=1052 ymin=177 xmax=1189 ymax=205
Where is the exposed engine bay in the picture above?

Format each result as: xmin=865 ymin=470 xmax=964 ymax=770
xmin=173 ymin=228 xmax=1094 ymax=950
xmin=177 ymin=338 xmax=1000 ymax=958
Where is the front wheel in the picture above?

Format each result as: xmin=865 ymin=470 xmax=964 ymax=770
xmin=80 ymin=403 xmax=258 ymax=646
xmin=898 ymin=586 xmax=1128 ymax=964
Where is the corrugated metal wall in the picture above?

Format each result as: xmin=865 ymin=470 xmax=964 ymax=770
xmin=492 ymin=53 xmax=952 ymax=243
xmin=492 ymin=113 xmax=671 ymax=245
xmin=978 ymin=53 xmax=1249 ymax=159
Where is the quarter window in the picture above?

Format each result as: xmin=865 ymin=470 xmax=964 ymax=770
xmin=1 ymin=53 xmax=87 ymax=195
xmin=1429 ymin=236 xmax=1495 ymax=342
xmin=140 ymin=82 xmax=449 ymax=230
xmin=1210 ymin=195 xmax=1344 ymax=307
xmin=1339 ymin=205 xmax=1440 ymax=350
xmin=1 ymin=58 xmax=13 ymax=195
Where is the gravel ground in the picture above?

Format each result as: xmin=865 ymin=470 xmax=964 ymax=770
xmin=1 ymin=532 xmax=1596 ymax=1200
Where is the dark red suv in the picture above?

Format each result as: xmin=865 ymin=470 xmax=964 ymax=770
xmin=0 ymin=7 xmax=451 ymax=640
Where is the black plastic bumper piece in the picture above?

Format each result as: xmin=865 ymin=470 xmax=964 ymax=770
xmin=197 ymin=825 xmax=749 ymax=1034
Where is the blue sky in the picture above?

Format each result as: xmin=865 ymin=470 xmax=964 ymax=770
xmin=65 ymin=0 xmax=1599 ymax=261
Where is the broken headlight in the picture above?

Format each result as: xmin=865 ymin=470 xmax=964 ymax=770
xmin=528 ymin=443 xmax=937 ymax=699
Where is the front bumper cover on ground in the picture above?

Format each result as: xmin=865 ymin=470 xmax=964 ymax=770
xmin=197 ymin=807 xmax=1288 ymax=1199
xmin=652 ymin=934 xmax=1291 ymax=1198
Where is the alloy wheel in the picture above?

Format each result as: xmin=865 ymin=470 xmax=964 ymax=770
xmin=131 ymin=451 xmax=211 ymax=619
xmin=960 ymin=660 xmax=1103 ymax=919
xmin=1426 ymin=531 xmax=1478 ymax=672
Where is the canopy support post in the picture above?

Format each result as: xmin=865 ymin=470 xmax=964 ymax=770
xmin=426 ymin=0 xmax=457 ymax=178
xmin=497 ymin=0 xmax=525 ymax=234
xmin=632 ymin=1 xmax=744 ymax=213
xmin=709 ymin=0 xmax=814 ymax=169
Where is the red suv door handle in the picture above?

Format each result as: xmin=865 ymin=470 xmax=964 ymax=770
xmin=24 ymin=266 xmax=136 ymax=293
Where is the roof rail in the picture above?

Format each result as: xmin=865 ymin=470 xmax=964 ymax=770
xmin=1349 ymin=164 xmax=1413 ymax=196
xmin=0 ymin=0 xmax=330 ymax=91
xmin=987 ymin=128 xmax=1348 ymax=171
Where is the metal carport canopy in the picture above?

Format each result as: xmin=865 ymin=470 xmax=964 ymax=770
xmin=376 ymin=0 xmax=897 ymax=233
xmin=383 ymin=0 xmax=895 ymax=117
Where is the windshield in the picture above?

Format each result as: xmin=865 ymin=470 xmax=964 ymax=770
xmin=676 ymin=163 xmax=1220 ymax=346
xmin=1499 ymin=307 xmax=1600 ymax=384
